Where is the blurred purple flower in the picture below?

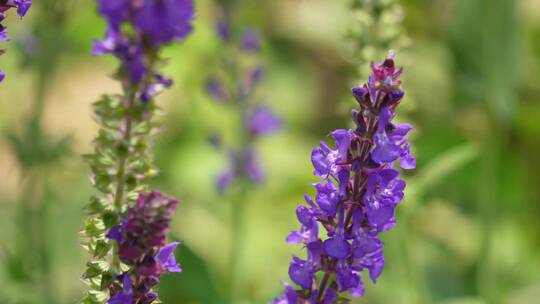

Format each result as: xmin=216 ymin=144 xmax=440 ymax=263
xmin=216 ymin=18 xmax=230 ymax=42
xmin=207 ymin=15 xmax=280 ymax=194
xmin=134 ymin=0 xmax=194 ymax=45
xmin=94 ymin=0 xmax=194 ymax=97
xmin=246 ymin=105 xmax=282 ymax=136
xmin=240 ymin=29 xmax=260 ymax=52
xmin=206 ymin=77 xmax=228 ymax=101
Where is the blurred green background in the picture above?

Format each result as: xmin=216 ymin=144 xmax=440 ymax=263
xmin=1 ymin=0 xmax=540 ymax=303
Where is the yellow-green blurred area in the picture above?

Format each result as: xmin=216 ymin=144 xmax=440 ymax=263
xmin=1 ymin=0 xmax=540 ymax=303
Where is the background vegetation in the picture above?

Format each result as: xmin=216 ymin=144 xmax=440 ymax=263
xmin=1 ymin=0 xmax=539 ymax=303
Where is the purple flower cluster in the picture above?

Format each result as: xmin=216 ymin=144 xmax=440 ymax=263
xmin=276 ymin=52 xmax=415 ymax=303
xmin=107 ymin=192 xmax=181 ymax=304
xmin=93 ymin=0 xmax=194 ymax=98
xmin=207 ymin=19 xmax=281 ymax=193
xmin=0 ymin=0 xmax=31 ymax=81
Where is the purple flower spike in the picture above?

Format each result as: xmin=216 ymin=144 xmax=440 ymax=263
xmin=94 ymin=0 xmax=194 ymax=99
xmin=87 ymin=1 xmax=192 ymax=302
xmin=208 ymin=16 xmax=280 ymax=194
xmin=240 ymin=29 xmax=261 ymax=52
xmin=247 ymin=105 xmax=282 ymax=136
xmin=278 ymin=52 xmax=414 ymax=302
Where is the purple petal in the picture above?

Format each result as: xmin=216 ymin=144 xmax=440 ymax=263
xmin=157 ymin=241 xmax=182 ymax=273
xmin=106 ymin=224 xmax=124 ymax=243
xmin=97 ymin=0 xmax=130 ymax=29
xmin=330 ymin=129 xmax=352 ymax=162
xmin=286 ymin=231 xmax=303 ymax=244
xmin=246 ymin=105 xmax=282 ymax=136
xmin=367 ymin=204 xmax=395 ymax=228
xmin=134 ymin=0 xmax=195 ymax=45
xmin=216 ymin=170 xmax=235 ymax=194
xmin=240 ymin=29 xmax=260 ymax=52
xmin=206 ymin=77 xmax=227 ymax=101
xmin=14 ymin=0 xmax=31 ymax=17
xmin=335 ymin=261 xmax=359 ymax=292
xmin=108 ymin=274 xmax=132 ymax=304
xmin=323 ymin=237 xmax=351 ymax=259
xmin=246 ymin=149 xmax=265 ymax=183
xmin=288 ymin=258 xmax=313 ymax=289
xmin=0 ymin=27 xmax=10 ymax=41
xmin=368 ymin=256 xmax=385 ymax=283
xmin=400 ymin=154 xmax=416 ymax=169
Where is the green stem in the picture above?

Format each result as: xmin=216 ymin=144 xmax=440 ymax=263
xmin=399 ymin=207 xmax=428 ymax=304
xmin=477 ymin=129 xmax=502 ymax=304
xmin=113 ymin=86 xmax=137 ymax=212
xmin=229 ymin=184 xmax=248 ymax=303
xmin=316 ymin=271 xmax=331 ymax=303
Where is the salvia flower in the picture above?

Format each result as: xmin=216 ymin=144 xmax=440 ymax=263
xmin=207 ymin=17 xmax=281 ymax=193
xmin=0 ymin=0 xmax=32 ymax=81
xmin=81 ymin=1 xmax=194 ymax=303
xmin=93 ymin=0 xmax=194 ymax=91
xmin=107 ymin=192 xmax=181 ymax=303
xmin=275 ymin=52 xmax=415 ymax=303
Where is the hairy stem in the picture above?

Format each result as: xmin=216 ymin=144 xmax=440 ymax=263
xmin=113 ymin=86 xmax=137 ymax=212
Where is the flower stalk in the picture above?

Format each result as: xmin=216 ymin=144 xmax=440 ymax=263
xmin=275 ymin=52 xmax=415 ymax=304
xmin=80 ymin=1 xmax=194 ymax=303
xmin=206 ymin=6 xmax=281 ymax=302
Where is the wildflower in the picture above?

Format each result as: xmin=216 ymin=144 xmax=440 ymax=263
xmin=107 ymin=192 xmax=180 ymax=303
xmin=93 ymin=0 xmax=194 ymax=92
xmin=276 ymin=52 xmax=414 ymax=303
xmin=207 ymin=19 xmax=281 ymax=193
xmin=82 ymin=2 xmax=193 ymax=303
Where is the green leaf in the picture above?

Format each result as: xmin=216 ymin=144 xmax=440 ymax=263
xmin=93 ymin=240 xmax=111 ymax=258
xmin=86 ymin=289 xmax=108 ymax=303
xmin=100 ymin=272 xmax=114 ymax=291
xmin=84 ymin=261 xmax=110 ymax=279
xmin=84 ymin=217 xmax=106 ymax=237
xmin=87 ymin=196 xmax=107 ymax=214
xmin=102 ymin=211 xmax=118 ymax=229
xmin=408 ymin=143 xmax=478 ymax=204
